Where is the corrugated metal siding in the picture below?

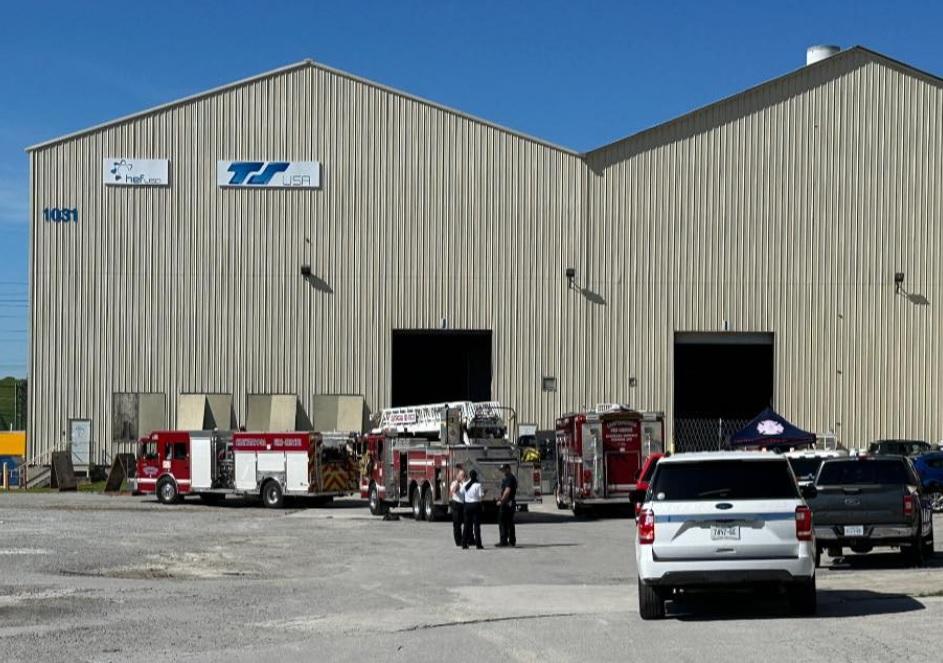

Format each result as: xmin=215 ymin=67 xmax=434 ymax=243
xmin=584 ymin=51 xmax=942 ymax=445
xmin=28 ymin=65 xmax=587 ymax=460
xmin=29 ymin=51 xmax=943 ymax=459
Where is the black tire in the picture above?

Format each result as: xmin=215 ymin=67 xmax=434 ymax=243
xmin=814 ymin=545 xmax=822 ymax=568
xmin=826 ymin=545 xmax=842 ymax=559
xmin=411 ymin=485 xmax=424 ymax=521
xmin=368 ymin=483 xmax=387 ymax=516
xmin=788 ymin=577 xmax=817 ymax=616
xmin=422 ymin=485 xmax=435 ymax=522
xmin=638 ymin=577 xmax=666 ymax=620
xmin=906 ymin=530 xmax=926 ymax=566
xmin=157 ymin=478 xmax=179 ymax=505
xmin=262 ymin=480 xmax=284 ymax=509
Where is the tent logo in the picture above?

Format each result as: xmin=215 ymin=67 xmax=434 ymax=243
xmin=756 ymin=419 xmax=785 ymax=436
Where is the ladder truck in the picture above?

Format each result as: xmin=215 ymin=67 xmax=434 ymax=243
xmin=555 ymin=404 xmax=665 ymax=516
xmin=359 ymin=401 xmax=540 ymax=520
xmin=132 ymin=429 xmax=361 ymax=508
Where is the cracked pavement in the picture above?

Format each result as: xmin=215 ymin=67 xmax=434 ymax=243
xmin=1 ymin=492 xmax=942 ymax=662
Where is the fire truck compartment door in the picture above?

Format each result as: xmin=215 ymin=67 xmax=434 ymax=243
xmin=235 ymin=453 xmax=257 ymax=491
xmin=285 ymin=452 xmax=308 ymax=492
xmin=257 ymin=452 xmax=285 ymax=473
xmin=605 ymin=451 xmax=640 ymax=495
xmin=190 ymin=434 xmax=213 ymax=489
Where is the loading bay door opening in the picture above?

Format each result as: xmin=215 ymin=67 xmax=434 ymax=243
xmin=391 ymin=330 xmax=492 ymax=407
xmin=674 ymin=332 xmax=774 ymax=452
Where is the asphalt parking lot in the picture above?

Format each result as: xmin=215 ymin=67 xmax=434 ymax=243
xmin=2 ymin=493 xmax=943 ymax=662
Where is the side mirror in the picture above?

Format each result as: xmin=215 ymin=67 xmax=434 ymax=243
xmin=801 ymin=484 xmax=818 ymax=500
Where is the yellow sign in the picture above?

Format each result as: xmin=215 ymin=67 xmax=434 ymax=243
xmin=0 ymin=431 xmax=26 ymax=456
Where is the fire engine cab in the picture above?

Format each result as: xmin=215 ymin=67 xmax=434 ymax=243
xmin=132 ymin=430 xmax=360 ymax=508
xmin=360 ymin=401 xmax=540 ymax=520
xmin=555 ymin=405 xmax=665 ymax=515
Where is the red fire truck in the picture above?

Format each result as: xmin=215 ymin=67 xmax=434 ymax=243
xmin=554 ymin=405 xmax=665 ymax=515
xmin=132 ymin=430 xmax=360 ymax=508
xmin=360 ymin=401 xmax=540 ymax=520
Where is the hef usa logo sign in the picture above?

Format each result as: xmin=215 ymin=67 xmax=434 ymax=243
xmin=217 ymin=160 xmax=321 ymax=188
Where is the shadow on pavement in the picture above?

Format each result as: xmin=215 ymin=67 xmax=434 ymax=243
xmin=149 ymin=496 xmax=369 ymax=511
xmin=516 ymin=511 xmax=580 ymax=525
xmin=669 ymin=588 xmax=925 ymax=621
xmin=822 ymin=551 xmax=943 ymax=571
xmin=503 ymin=543 xmax=580 ymax=549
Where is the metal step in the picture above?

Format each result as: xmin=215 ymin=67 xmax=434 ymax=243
xmin=25 ymin=464 xmax=51 ymax=489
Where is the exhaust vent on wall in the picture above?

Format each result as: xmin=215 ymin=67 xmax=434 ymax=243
xmin=807 ymin=45 xmax=840 ymax=66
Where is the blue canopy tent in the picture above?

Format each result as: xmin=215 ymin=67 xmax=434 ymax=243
xmin=729 ymin=407 xmax=816 ymax=449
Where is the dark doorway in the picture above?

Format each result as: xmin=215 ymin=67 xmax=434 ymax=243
xmin=391 ymin=330 xmax=492 ymax=406
xmin=674 ymin=332 xmax=774 ymax=451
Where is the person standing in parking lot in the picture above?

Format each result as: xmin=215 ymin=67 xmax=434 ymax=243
xmin=496 ymin=463 xmax=517 ymax=547
xmin=449 ymin=464 xmax=467 ymax=547
xmin=462 ymin=470 xmax=484 ymax=549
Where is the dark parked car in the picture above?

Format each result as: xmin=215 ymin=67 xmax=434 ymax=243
xmin=809 ymin=456 xmax=934 ymax=565
xmin=913 ymin=452 xmax=943 ymax=512
xmin=868 ymin=439 xmax=932 ymax=457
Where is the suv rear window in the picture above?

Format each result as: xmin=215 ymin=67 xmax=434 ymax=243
xmin=869 ymin=440 xmax=930 ymax=456
xmin=650 ymin=460 xmax=798 ymax=501
xmin=817 ymin=459 xmax=911 ymax=485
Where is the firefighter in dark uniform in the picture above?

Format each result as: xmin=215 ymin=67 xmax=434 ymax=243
xmin=496 ymin=463 xmax=517 ymax=547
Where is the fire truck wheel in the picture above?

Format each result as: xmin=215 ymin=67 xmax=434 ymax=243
xmin=262 ymin=480 xmax=284 ymax=509
xmin=157 ymin=478 xmax=179 ymax=505
xmin=555 ymin=488 xmax=567 ymax=510
xmin=368 ymin=483 xmax=387 ymax=516
xmin=411 ymin=486 xmax=424 ymax=520
xmin=422 ymin=485 xmax=435 ymax=521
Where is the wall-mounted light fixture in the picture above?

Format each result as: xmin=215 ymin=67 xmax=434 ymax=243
xmin=895 ymin=272 xmax=905 ymax=294
xmin=300 ymin=264 xmax=312 ymax=277
xmin=565 ymin=267 xmax=576 ymax=290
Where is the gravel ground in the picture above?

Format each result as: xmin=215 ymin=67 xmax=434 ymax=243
xmin=1 ymin=492 xmax=942 ymax=662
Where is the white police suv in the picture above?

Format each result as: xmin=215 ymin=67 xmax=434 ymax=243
xmin=635 ymin=451 xmax=816 ymax=619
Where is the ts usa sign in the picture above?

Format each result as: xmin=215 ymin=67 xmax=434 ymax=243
xmin=217 ymin=160 xmax=321 ymax=188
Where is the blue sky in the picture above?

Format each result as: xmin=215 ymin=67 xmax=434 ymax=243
xmin=0 ymin=1 xmax=941 ymax=378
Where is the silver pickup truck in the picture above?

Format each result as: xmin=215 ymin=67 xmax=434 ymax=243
xmin=808 ymin=456 xmax=934 ymax=565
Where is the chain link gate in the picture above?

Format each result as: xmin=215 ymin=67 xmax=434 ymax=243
xmin=673 ymin=417 xmax=750 ymax=453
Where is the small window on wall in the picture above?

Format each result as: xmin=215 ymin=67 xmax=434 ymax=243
xmin=542 ymin=376 xmax=557 ymax=392
xmin=173 ymin=443 xmax=188 ymax=460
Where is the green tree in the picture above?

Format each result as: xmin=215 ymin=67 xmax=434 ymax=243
xmin=0 ymin=377 xmax=27 ymax=430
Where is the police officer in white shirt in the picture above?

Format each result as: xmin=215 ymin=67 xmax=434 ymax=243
xmin=462 ymin=469 xmax=484 ymax=549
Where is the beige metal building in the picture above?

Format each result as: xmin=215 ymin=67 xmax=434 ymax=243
xmin=27 ymin=45 xmax=943 ymax=462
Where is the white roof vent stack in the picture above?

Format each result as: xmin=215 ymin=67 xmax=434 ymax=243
xmin=807 ymin=45 xmax=840 ymax=66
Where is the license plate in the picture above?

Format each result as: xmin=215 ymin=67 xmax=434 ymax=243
xmin=710 ymin=525 xmax=740 ymax=540
xmin=844 ymin=525 xmax=864 ymax=537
